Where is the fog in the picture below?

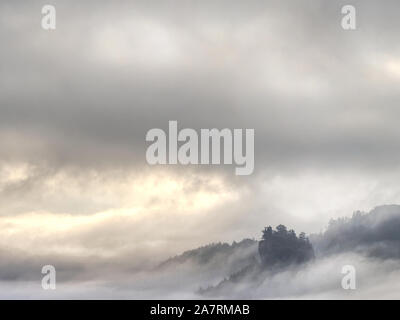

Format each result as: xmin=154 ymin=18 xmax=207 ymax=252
xmin=1 ymin=0 xmax=400 ymax=299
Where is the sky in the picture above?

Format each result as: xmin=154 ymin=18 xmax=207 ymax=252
xmin=1 ymin=0 xmax=400 ymax=297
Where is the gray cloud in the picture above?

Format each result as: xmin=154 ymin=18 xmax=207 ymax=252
xmin=1 ymin=0 xmax=400 ymax=298
xmin=1 ymin=0 xmax=400 ymax=174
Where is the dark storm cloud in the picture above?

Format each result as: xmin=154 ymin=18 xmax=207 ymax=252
xmin=2 ymin=0 xmax=400 ymax=299
xmin=1 ymin=0 xmax=400 ymax=175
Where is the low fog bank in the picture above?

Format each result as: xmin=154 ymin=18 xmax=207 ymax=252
xmin=4 ymin=251 xmax=400 ymax=299
xmin=3 ymin=205 xmax=400 ymax=299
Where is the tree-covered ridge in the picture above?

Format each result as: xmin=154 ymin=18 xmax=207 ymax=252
xmin=259 ymin=225 xmax=314 ymax=267
xmin=158 ymin=239 xmax=257 ymax=269
xmin=311 ymin=205 xmax=400 ymax=258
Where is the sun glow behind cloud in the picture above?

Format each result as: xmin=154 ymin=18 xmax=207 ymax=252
xmin=0 ymin=164 xmax=239 ymax=256
xmin=385 ymin=57 xmax=400 ymax=79
xmin=90 ymin=18 xmax=182 ymax=67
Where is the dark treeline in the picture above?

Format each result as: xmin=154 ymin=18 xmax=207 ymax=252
xmin=259 ymin=225 xmax=314 ymax=268
xmin=310 ymin=205 xmax=400 ymax=258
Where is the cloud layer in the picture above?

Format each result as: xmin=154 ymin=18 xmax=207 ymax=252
xmin=1 ymin=0 xmax=400 ymax=298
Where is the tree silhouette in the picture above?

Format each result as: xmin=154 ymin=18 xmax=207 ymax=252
xmin=259 ymin=225 xmax=314 ymax=268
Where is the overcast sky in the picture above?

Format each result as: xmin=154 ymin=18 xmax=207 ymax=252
xmin=1 ymin=0 xmax=400 ymax=294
